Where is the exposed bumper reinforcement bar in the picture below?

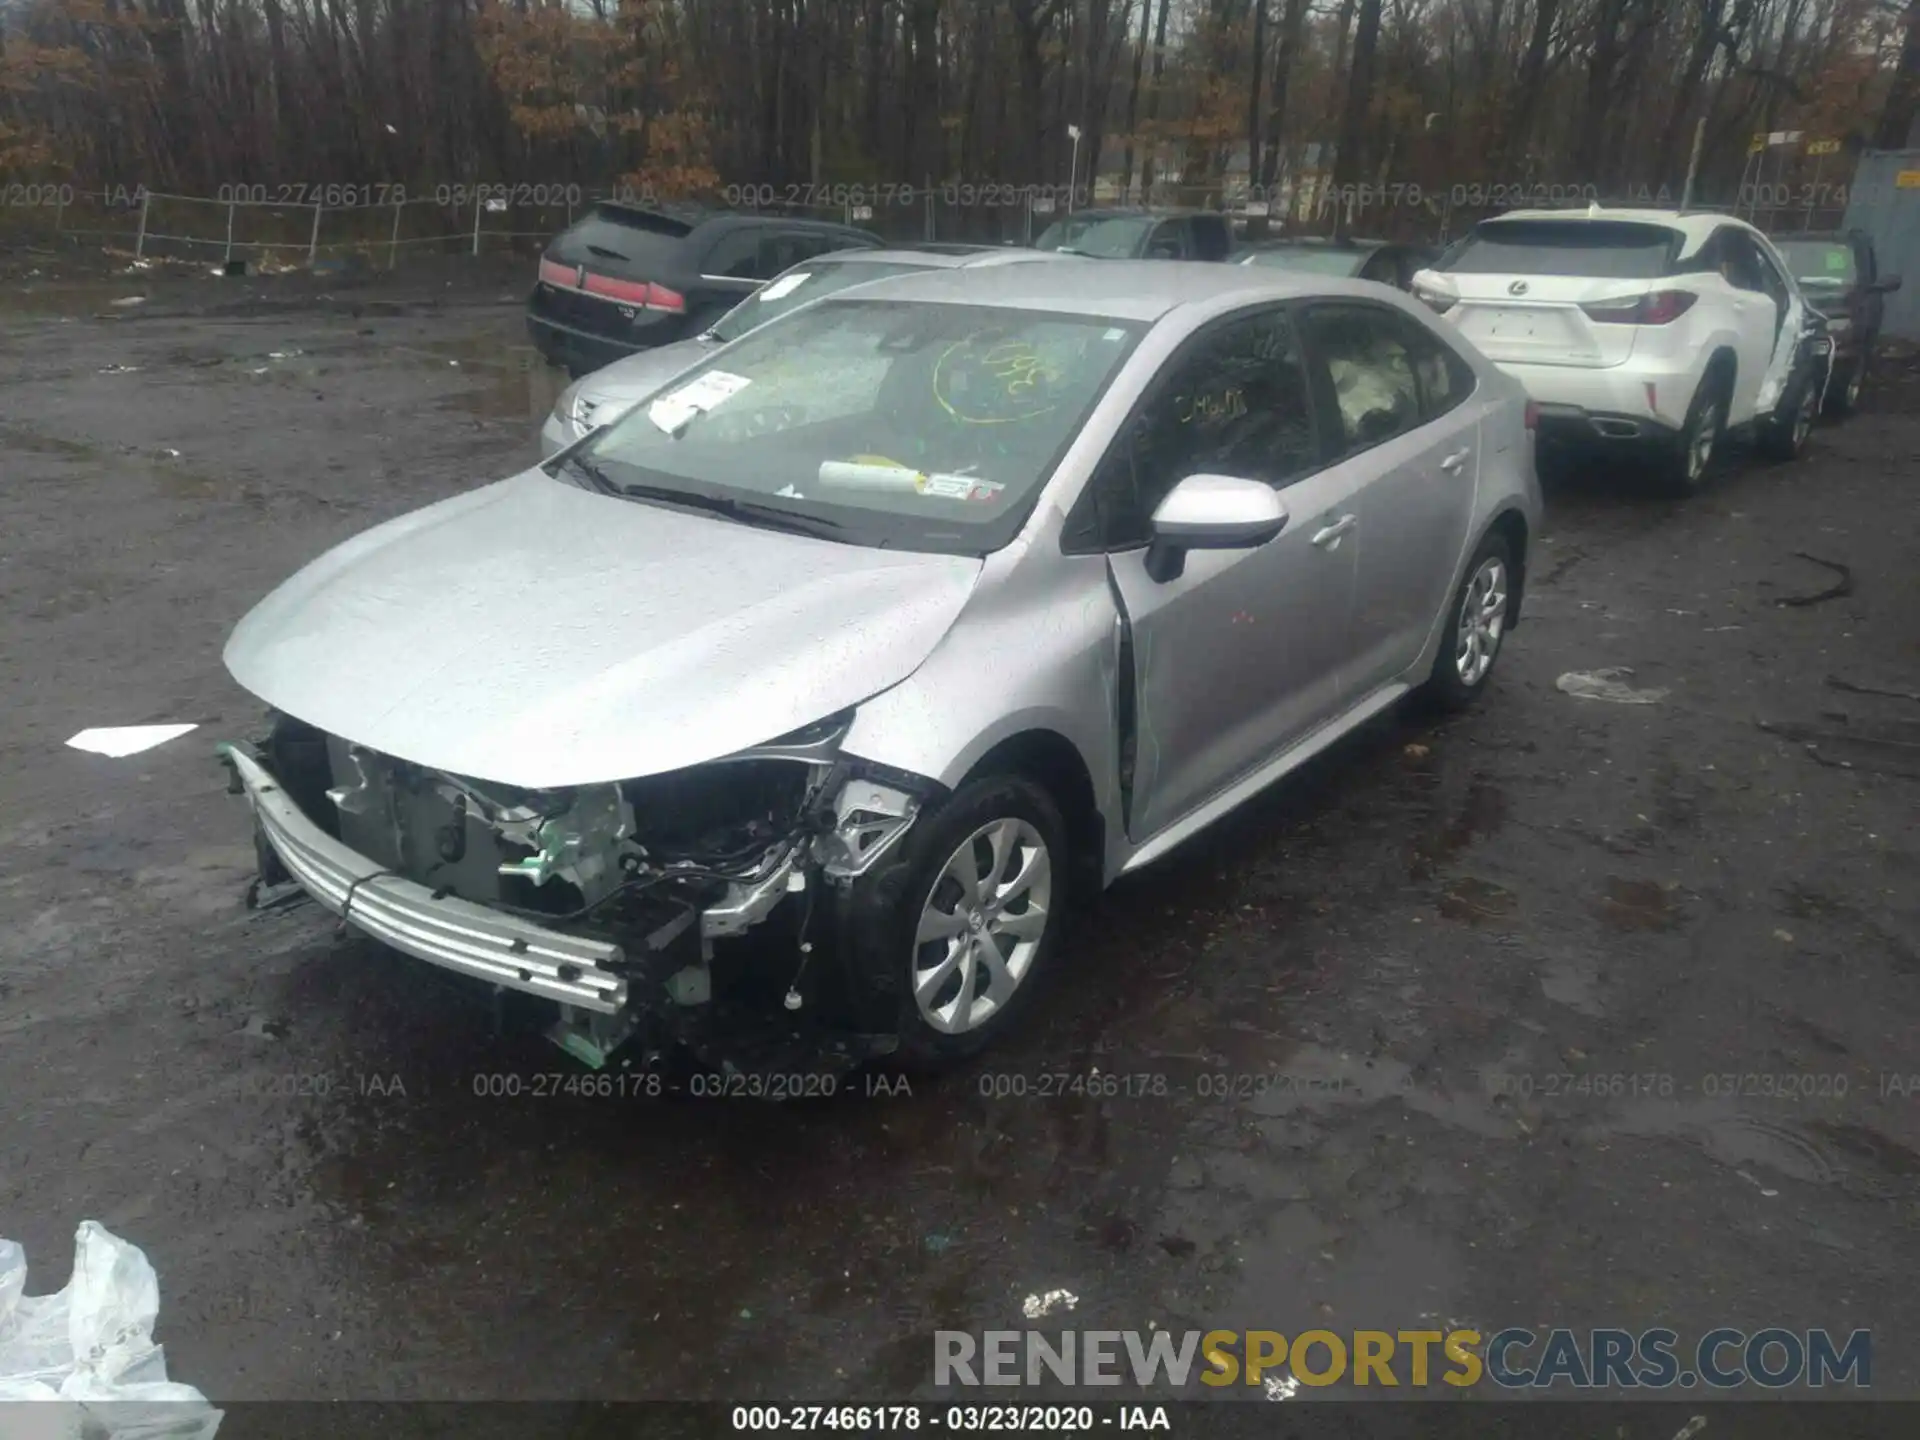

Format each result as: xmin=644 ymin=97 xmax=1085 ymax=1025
xmin=221 ymin=744 xmax=629 ymax=1014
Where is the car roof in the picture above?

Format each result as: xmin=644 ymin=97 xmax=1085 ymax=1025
xmin=824 ymin=259 xmax=1392 ymax=322
xmin=1244 ymin=237 xmax=1395 ymax=251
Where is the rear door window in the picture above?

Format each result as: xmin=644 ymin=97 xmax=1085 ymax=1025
xmin=1143 ymin=222 xmax=1187 ymax=260
xmin=1439 ymin=220 xmax=1680 ymax=279
xmin=1301 ymin=303 xmax=1424 ymax=452
xmin=699 ymin=228 xmax=769 ymax=279
xmin=547 ymin=206 xmax=691 ymax=276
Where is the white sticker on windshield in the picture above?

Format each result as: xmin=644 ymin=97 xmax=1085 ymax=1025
xmin=1103 ymin=328 xmax=1127 ymax=341
xmin=757 ymin=272 xmax=812 ymax=302
xmin=648 ymin=370 xmax=752 ymax=433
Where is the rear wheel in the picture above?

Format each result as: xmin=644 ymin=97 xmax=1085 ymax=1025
xmin=1659 ymin=371 xmax=1726 ymax=494
xmin=1419 ymin=530 xmax=1514 ymax=714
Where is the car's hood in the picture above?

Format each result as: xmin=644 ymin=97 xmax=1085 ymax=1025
xmin=583 ymin=337 xmax=716 ymax=406
xmin=224 ymin=470 xmax=983 ymax=789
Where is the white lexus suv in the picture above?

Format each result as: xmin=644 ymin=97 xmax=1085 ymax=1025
xmin=1411 ymin=207 xmax=1834 ymax=491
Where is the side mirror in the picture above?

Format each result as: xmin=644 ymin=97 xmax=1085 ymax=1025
xmin=1873 ymin=275 xmax=1902 ymax=294
xmin=1143 ymin=474 xmax=1288 ymax=583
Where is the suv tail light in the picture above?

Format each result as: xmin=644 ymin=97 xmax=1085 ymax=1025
xmin=1414 ymin=287 xmax=1456 ymax=315
xmin=1579 ymin=290 xmax=1697 ymax=325
xmin=643 ymin=283 xmax=686 ymax=313
xmin=1523 ymin=400 xmax=1540 ymax=433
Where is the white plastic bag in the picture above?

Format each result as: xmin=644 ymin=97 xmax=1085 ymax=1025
xmin=0 ymin=1223 xmax=221 ymax=1440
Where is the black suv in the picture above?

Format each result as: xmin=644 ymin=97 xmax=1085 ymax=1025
xmin=1770 ymin=229 xmax=1903 ymax=416
xmin=1031 ymin=208 xmax=1235 ymax=261
xmin=528 ymin=202 xmax=883 ymax=374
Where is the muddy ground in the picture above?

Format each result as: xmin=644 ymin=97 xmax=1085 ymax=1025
xmin=3 ymin=252 xmax=1919 ymax=1409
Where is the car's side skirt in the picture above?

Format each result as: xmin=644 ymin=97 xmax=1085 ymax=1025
xmin=1115 ymin=679 xmax=1413 ymax=877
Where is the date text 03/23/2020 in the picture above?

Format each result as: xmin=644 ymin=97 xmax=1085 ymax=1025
xmin=730 ymin=1406 xmax=1170 ymax=1432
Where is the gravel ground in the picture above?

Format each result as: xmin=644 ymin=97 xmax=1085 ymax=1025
xmin=2 ymin=255 xmax=1918 ymax=1408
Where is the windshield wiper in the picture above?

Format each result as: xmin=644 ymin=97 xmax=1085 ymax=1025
xmin=616 ymin=481 xmax=845 ymax=538
xmin=540 ymin=427 xmax=620 ymax=494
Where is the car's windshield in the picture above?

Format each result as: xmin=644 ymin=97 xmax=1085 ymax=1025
xmin=1034 ymin=216 xmax=1154 ymax=257
xmin=707 ymin=260 xmax=930 ymax=342
xmin=1242 ymin=247 xmax=1366 ymax=275
xmin=1774 ymin=239 xmax=1857 ymax=289
xmin=1440 ymin=220 xmax=1680 ymax=278
xmin=580 ymin=298 xmax=1146 ymax=556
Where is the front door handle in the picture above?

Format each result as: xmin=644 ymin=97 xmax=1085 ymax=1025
xmin=1311 ymin=514 xmax=1357 ymax=549
xmin=1439 ymin=448 xmax=1471 ymax=474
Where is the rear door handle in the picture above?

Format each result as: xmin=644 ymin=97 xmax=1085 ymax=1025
xmin=1439 ymin=448 xmax=1471 ymax=474
xmin=1311 ymin=514 xmax=1357 ymax=548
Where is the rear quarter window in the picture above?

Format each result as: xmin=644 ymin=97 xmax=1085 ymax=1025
xmin=1439 ymin=220 xmax=1680 ymax=279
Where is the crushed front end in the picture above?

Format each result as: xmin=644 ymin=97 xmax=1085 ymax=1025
xmin=219 ymin=711 xmax=927 ymax=1070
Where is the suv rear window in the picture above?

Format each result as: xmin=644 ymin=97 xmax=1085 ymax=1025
xmin=1439 ymin=220 xmax=1680 ymax=279
xmin=546 ymin=204 xmax=693 ymax=275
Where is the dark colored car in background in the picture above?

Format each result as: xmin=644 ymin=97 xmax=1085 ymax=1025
xmin=527 ymin=201 xmax=883 ymax=375
xmin=1234 ymin=237 xmax=1439 ymax=291
xmin=1771 ymin=229 xmax=1902 ymax=416
xmin=1032 ymin=208 xmax=1235 ymax=261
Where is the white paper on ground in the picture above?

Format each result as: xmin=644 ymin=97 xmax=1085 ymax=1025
xmin=0 ymin=1224 xmax=222 ymax=1439
xmin=64 ymin=725 xmax=198 ymax=758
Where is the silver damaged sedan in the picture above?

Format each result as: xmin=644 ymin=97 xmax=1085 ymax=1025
xmin=220 ymin=261 xmax=1542 ymax=1070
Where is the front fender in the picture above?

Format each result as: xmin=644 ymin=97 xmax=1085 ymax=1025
xmin=838 ymin=551 xmax=1123 ymax=856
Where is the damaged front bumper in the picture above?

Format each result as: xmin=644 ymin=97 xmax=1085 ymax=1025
xmin=222 ymin=743 xmax=631 ymax=1013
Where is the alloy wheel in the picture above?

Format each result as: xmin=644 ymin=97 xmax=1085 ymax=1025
xmin=1455 ymin=556 xmax=1508 ymax=687
xmin=1687 ymin=401 xmax=1720 ymax=482
xmin=911 ymin=819 xmax=1052 ymax=1035
xmin=1791 ymin=386 xmax=1815 ymax=451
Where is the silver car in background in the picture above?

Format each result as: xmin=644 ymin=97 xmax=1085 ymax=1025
xmin=540 ymin=246 xmax=1072 ymax=457
xmin=221 ymin=262 xmax=1541 ymax=1072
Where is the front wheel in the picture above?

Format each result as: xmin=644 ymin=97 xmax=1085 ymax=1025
xmin=1419 ymin=531 xmax=1514 ymax=713
xmin=1824 ymin=356 xmax=1864 ymax=418
xmin=1758 ymin=374 xmax=1818 ymax=462
xmin=842 ymin=775 xmax=1071 ymax=1067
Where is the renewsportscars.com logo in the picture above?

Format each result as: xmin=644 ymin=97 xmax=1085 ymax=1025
xmin=934 ymin=1327 xmax=1872 ymax=1391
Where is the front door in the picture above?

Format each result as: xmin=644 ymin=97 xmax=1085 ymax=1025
xmin=1300 ymin=301 xmax=1482 ymax=693
xmin=1095 ymin=306 xmax=1362 ymax=842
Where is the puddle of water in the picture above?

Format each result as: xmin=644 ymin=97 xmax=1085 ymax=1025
xmin=394 ymin=334 xmax=564 ymax=421
xmin=1593 ymin=877 xmax=1682 ymax=932
xmin=1591 ymin=1099 xmax=1837 ymax=1186
xmin=1437 ymin=875 xmax=1516 ymax=924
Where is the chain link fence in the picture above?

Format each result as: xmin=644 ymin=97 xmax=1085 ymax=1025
xmin=1 ymin=166 xmax=1863 ymax=272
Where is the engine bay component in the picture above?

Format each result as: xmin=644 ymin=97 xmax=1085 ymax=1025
xmin=819 ymin=780 xmax=921 ymax=879
xmin=495 ymin=784 xmax=629 ymax=894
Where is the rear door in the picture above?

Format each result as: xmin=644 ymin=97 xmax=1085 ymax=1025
xmin=1704 ymin=228 xmax=1786 ymax=422
xmin=1428 ymin=218 xmax=1682 ymax=368
xmin=1302 ymin=302 xmax=1479 ymax=694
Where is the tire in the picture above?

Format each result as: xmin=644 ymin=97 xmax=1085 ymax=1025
xmin=1824 ymin=356 xmax=1864 ymax=419
xmin=1758 ymin=372 xmax=1818 ymax=462
xmin=1420 ymin=530 xmax=1515 ymax=714
xmin=840 ymin=774 xmax=1071 ymax=1068
xmin=1658 ymin=368 xmax=1728 ymax=494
